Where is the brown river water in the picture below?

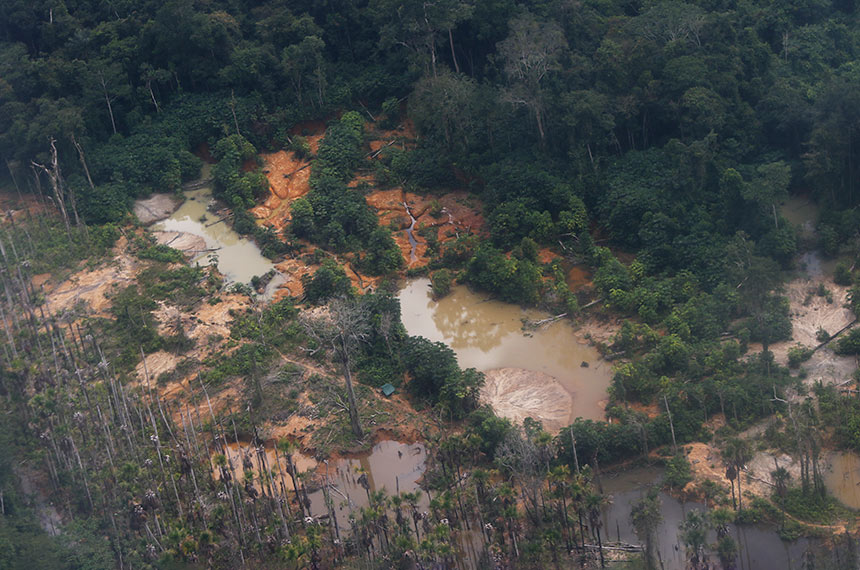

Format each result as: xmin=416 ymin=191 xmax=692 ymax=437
xmin=601 ymin=466 xmax=814 ymax=570
xmin=824 ymin=451 xmax=860 ymax=509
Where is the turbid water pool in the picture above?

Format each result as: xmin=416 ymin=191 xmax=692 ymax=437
xmin=601 ymin=466 xmax=813 ymax=570
xmin=152 ymin=166 xmax=284 ymax=295
xmin=397 ymin=278 xmax=613 ymax=426
xmin=824 ymin=451 xmax=860 ymax=509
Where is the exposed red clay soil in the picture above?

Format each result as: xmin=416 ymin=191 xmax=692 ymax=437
xmin=291 ymin=120 xmax=327 ymax=152
xmin=363 ymin=186 xmax=485 ymax=269
xmin=253 ymin=149 xmax=314 ymax=228
xmin=0 ymin=187 xmax=47 ymax=222
xmin=566 ymin=266 xmax=593 ymax=290
xmin=273 ymin=256 xmax=319 ymax=299
xmin=253 ymin=119 xmax=327 ymax=233
xmin=538 ymin=248 xmax=561 ymax=264
xmin=250 ymin=117 xmax=487 ymax=284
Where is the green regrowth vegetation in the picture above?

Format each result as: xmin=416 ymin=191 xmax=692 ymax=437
xmin=301 ymin=258 xmax=353 ymax=304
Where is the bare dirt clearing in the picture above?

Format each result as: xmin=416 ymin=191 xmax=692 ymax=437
xmin=752 ymin=270 xmax=856 ymax=386
xmin=45 ymin=241 xmax=138 ymax=317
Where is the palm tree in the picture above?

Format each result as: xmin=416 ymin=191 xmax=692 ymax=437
xmin=586 ymin=491 xmax=607 ymax=568
xmin=631 ymin=487 xmax=662 ymax=570
xmin=711 ymin=508 xmax=737 ymax=570
xmin=548 ymin=465 xmax=574 ymax=552
xmin=722 ymin=438 xmax=752 ymax=510
xmin=772 ymin=465 xmax=791 ymax=528
xmin=679 ymin=509 xmax=710 ymax=569
xmin=498 ymin=483 xmax=520 ymax=558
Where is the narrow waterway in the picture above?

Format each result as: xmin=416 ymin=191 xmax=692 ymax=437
xmin=780 ymin=195 xmax=839 ymax=278
xmin=153 ymin=166 xmax=285 ymax=296
xmin=397 ymin=278 xmax=612 ymax=424
xmin=403 ymin=201 xmax=418 ymax=262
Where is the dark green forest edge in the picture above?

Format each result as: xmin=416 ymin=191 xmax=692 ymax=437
xmin=4 ymin=0 xmax=860 ymax=568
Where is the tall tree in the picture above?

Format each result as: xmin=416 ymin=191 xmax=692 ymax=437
xmin=497 ymin=13 xmax=566 ymax=144
xmin=631 ymin=487 xmax=662 ymax=569
xmin=302 ymin=297 xmax=369 ymax=438
xmin=722 ymin=438 xmax=753 ymax=511
xmin=373 ymin=0 xmax=474 ymax=77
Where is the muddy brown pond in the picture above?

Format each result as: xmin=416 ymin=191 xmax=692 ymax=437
xmin=397 ymin=278 xmax=612 ymax=428
xmin=213 ymin=440 xmax=428 ymax=529
xmin=824 ymin=451 xmax=860 ymax=509
xmin=153 ymin=165 xmax=285 ymax=296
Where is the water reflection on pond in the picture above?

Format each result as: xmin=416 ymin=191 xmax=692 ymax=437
xmin=213 ymin=440 xmax=428 ymax=529
xmin=397 ymin=278 xmax=612 ymax=423
xmin=601 ymin=467 xmax=812 ymax=570
xmin=824 ymin=451 xmax=860 ymax=509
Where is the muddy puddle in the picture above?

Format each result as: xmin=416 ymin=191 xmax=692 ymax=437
xmin=602 ymin=466 xmax=812 ymax=570
xmin=213 ymin=440 xmax=428 ymax=526
xmin=397 ymin=279 xmax=612 ymax=426
xmin=152 ymin=167 xmax=284 ymax=296
xmin=212 ymin=439 xmax=491 ymax=566
xmin=824 ymin=451 xmax=860 ymax=509
xmin=213 ymin=441 xmax=318 ymax=490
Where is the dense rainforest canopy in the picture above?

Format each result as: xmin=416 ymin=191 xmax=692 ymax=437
xmin=4 ymin=0 xmax=860 ymax=568
xmin=2 ymin=0 xmax=860 ymax=257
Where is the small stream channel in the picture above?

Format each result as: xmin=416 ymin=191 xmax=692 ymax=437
xmin=403 ymin=201 xmax=418 ymax=262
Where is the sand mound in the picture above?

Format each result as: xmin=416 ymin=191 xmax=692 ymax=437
xmin=134 ymin=194 xmax=181 ymax=225
xmin=152 ymin=231 xmax=208 ymax=258
xmin=480 ymin=368 xmax=573 ymax=434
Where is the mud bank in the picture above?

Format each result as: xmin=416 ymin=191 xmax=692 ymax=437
xmin=151 ymin=230 xmax=208 ymax=258
xmin=133 ymin=193 xmax=181 ymax=225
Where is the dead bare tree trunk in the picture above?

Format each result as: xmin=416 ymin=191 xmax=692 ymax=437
xmin=339 ymin=336 xmax=364 ymax=439
xmin=146 ymin=79 xmax=160 ymax=113
xmin=448 ymin=28 xmax=460 ymax=74
xmin=99 ymin=71 xmax=118 ymax=135
xmin=71 ymin=134 xmax=96 ymax=192
xmin=31 ymin=138 xmax=72 ymax=238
